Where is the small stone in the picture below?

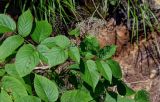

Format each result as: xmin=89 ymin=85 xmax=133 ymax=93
xmin=150 ymin=69 xmax=157 ymax=79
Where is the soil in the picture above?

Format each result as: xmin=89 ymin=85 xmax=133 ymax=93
xmin=115 ymin=32 xmax=160 ymax=102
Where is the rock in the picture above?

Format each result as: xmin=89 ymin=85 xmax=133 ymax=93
xmin=150 ymin=69 xmax=158 ymax=79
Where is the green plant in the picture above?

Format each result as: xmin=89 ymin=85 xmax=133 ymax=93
xmin=80 ymin=0 xmax=119 ymax=19
xmin=126 ymin=0 xmax=159 ymax=43
xmin=3 ymin=0 xmax=80 ymax=32
xmin=0 ymin=10 xmax=150 ymax=102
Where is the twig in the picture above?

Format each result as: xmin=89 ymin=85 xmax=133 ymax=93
xmin=153 ymin=32 xmax=160 ymax=56
xmin=91 ymin=0 xmax=105 ymax=20
xmin=126 ymin=79 xmax=150 ymax=84
xmin=34 ymin=66 xmax=50 ymax=70
xmin=0 ymin=34 xmax=5 ymax=41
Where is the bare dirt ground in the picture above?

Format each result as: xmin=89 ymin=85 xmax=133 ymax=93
xmin=115 ymin=32 xmax=160 ymax=102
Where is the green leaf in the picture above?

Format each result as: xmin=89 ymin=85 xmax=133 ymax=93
xmin=40 ymin=35 xmax=70 ymax=49
xmin=5 ymin=64 xmax=19 ymax=77
xmin=117 ymin=95 xmax=135 ymax=102
xmin=106 ymin=59 xmax=122 ymax=79
xmin=82 ymin=60 xmax=100 ymax=91
xmin=25 ymin=84 xmax=32 ymax=95
xmin=1 ymin=76 xmax=28 ymax=100
xmin=96 ymin=60 xmax=112 ymax=83
xmin=0 ymin=90 xmax=13 ymax=102
xmin=18 ymin=9 xmax=33 ymax=37
xmin=109 ymin=0 xmax=117 ymax=5
xmin=84 ymin=52 xmax=95 ymax=59
xmin=5 ymin=64 xmax=32 ymax=94
xmin=68 ymin=28 xmax=80 ymax=37
xmin=0 ymin=14 xmax=16 ymax=33
xmin=134 ymin=90 xmax=150 ymax=102
xmin=82 ymin=35 xmax=100 ymax=52
xmin=51 ymin=35 xmax=70 ymax=49
xmin=61 ymin=90 xmax=93 ymax=102
xmin=0 ymin=69 xmax=5 ymax=76
xmin=117 ymin=81 xmax=135 ymax=96
xmin=34 ymin=74 xmax=59 ymax=102
xmin=15 ymin=96 xmax=41 ymax=102
xmin=105 ymin=92 xmax=117 ymax=102
xmin=98 ymin=45 xmax=116 ymax=59
xmin=31 ymin=21 xmax=52 ymax=43
xmin=69 ymin=47 xmax=80 ymax=63
xmin=0 ymin=35 xmax=24 ymax=61
xmin=15 ymin=44 xmax=39 ymax=77
xmin=37 ymin=45 xmax=68 ymax=67
xmin=40 ymin=37 xmax=57 ymax=48
xmin=68 ymin=64 xmax=79 ymax=70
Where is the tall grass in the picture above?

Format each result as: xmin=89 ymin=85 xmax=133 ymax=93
xmin=3 ymin=0 xmax=159 ymax=42
xmin=6 ymin=0 xmax=79 ymax=28
xmin=126 ymin=0 xmax=159 ymax=43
